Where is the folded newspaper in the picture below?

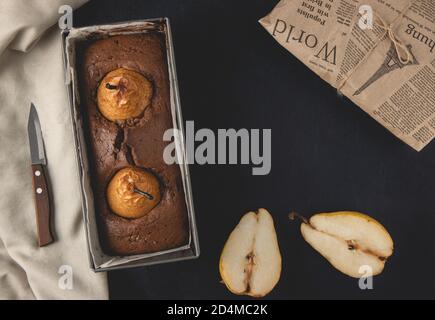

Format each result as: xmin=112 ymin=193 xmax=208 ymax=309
xmin=260 ymin=0 xmax=434 ymax=151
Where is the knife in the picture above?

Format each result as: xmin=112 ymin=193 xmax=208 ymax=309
xmin=27 ymin=103 xmax=54 ymax=247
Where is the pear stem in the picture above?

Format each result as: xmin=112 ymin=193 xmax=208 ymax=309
xmin=133 ymin=188 xmax=154 ymax=200
xmin=106 ymin=83 xmax=118 ymax=90
xmin=288 ymin=211 xmax=308 ymax=224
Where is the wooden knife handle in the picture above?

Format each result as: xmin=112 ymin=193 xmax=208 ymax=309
xmin=31 ymin=164 xmax=53 ymax=247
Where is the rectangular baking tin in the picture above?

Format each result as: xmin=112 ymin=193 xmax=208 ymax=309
xmin=62 ymin=18 xmax=200 ymax=272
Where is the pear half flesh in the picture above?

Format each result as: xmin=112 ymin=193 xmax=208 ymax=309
xmin=300 ymin=211 xmax=394 ymax=278
xmin=219 ymin=208 xmax=282 ymax=297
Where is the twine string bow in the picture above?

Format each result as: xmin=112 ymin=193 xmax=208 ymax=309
xmin=372 ymin=1 xmax=414 ymax=64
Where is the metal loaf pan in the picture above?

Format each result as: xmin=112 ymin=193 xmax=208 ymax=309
xmin=62 ymin=18 xmax=199 ymax=271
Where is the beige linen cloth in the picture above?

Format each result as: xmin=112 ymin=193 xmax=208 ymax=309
xmin=0 ymin=0 xmax=108 ymax=299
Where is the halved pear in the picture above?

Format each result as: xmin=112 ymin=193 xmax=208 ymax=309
xmin=297 ymin=211 xmax=393 ymax=278
xmin=219 ymin=208 xmax=282 ymax=297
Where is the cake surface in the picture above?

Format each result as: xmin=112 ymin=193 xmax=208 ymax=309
xmin=78 ymin=32 xmax=189 ymax=255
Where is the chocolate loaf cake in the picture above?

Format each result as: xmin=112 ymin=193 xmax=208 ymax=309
xmin=77 ymin=32 xmax=189 ymax=256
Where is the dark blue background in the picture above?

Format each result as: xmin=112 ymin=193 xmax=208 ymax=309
xmin=74 ymin=0 xmax=435 ymax=299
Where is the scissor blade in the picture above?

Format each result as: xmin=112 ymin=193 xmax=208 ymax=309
xmin=27 ymin=103 xmax=46 ymax=165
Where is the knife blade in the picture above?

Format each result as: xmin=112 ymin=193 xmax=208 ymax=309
xmin=27 ymin=103 xmax=53 ymax=247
